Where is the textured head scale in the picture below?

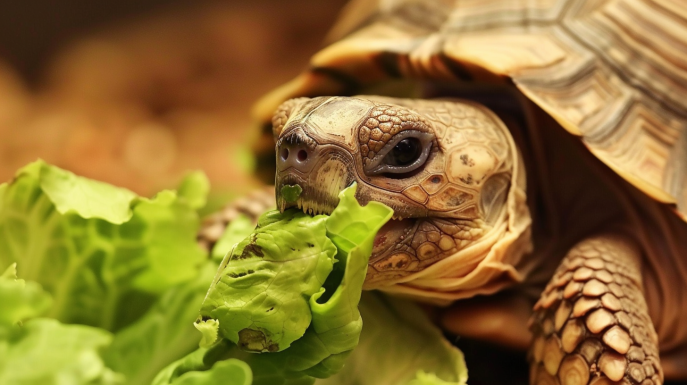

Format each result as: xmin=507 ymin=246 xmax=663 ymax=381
xmin=273 ymin=95 xmax=531 ymax=301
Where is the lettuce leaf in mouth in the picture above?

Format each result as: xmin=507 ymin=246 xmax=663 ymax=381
xmin=155 ymin=185 xmax=467 ymax=385
xmin=199 ymin=209 xmax=338 ymax=352
xmin=154 ymin=184 xmax=392 ymax=384
xmin=197 ymin=184 xmax=392 ymax=355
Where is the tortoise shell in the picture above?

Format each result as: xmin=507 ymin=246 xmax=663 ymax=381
xmin=252 ymin=0 xmax=687 ymax=222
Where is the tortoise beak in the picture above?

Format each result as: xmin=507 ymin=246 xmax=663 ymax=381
xmin=275 ymin=130 xmax=355 ymax=215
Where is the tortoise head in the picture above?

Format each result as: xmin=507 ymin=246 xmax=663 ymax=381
xmin=273 ymin=96 xmax=528 ymax=293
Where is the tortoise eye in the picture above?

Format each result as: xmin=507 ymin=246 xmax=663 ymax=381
xmin=365 ymin=130 xmax=434 ymax=177
xmin=386 ymin=138 xmax=422 ymax=166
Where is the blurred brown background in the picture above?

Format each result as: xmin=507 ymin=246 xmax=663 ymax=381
xmin=0 ymin=0 xmax=347 ymax=204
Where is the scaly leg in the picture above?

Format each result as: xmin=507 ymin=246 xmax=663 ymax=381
xmin=529 ymin=234 xmax=662 ymax=385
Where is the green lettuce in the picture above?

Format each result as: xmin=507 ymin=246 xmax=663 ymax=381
xmin=318 ymin=292 xmax=468 ymax=385
xmin=155 ymin=184 xmax=394 ymax=384
xmin=0 ymin=160 xmax=205 ymax=331
xmin=0 ymin=263 xmax=122 ymax=385
xmin=155 ymin=291 xmax=468 ymax=385
xmin=154 ymin=184 xmax=468 ymax=385
xmin=0 ymin=318 xmax=123 ymax=385
xmin=199 ymin=209 xmax=337 ymax=352
xmin=0 ymin=264 xmax=51 ymax=328
xmin=103 ymin=261 xmax=220 ymax=385
xmin=204 ymin=184 xmax=392 ymax=360
xmin=176 ymin=171 xmax=211 ymax=211
xmin=103 ymin=202 xmax=255 ymax=385
xmin=0 ymin=161 xmax=469 ymax=385
xmin=211 ymin=214 xmax=254 ymax=261
xmin=0 ymin=161 xmax=214 ymax=385
xmin=168 ymin=359 xmax=253 ymax=385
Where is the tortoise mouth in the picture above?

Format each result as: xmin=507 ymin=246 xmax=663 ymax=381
xmin=275 ymin=174 xmax=342 ymax=216
xmin=275 ymin=144 xmax=355 ymax=215
xmin=276 ymin=174 xmax=416 ymax=258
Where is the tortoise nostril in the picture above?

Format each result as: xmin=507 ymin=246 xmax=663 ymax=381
xmin=280 ymin=148 xmax=289 ymax=161
xmin=297 ymin=150 xmax=308 ymax=162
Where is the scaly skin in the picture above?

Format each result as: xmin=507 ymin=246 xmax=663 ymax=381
xmin=529 ymin=235 xmax=662 ymax=385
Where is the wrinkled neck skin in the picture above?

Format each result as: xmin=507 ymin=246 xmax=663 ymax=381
xmin=272 ymin=95 xmax=534 ymax=305
xmin=372 ymin=188 xmax=533 ymax=306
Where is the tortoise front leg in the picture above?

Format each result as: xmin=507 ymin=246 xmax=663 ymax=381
xmin=529 ymin=235 xmax=663 ymax=385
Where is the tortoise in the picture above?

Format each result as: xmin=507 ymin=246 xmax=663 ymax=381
xmin=198 ymin=0 xmax=687 ymax=384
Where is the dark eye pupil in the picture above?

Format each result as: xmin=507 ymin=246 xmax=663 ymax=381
xmin=389 ymin=138 xmax=421 ymax=166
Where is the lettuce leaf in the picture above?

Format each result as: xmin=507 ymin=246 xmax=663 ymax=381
xmin=317 ymin=292 xmax=468 ymax=385
xmin=168 ymin=359 xmax=252 ymax=385
xmin=0 ymin=318 xmax=123 ymax=385
xmin=211 ymin=214 xmax=254 ymax=261
xmin=155 ymin=184 xmax=395 ymax=384
xmin=102 ymin=200 xmax=257 ymax=385
xmin=200 ymin=210 xmax=337 ymax=352
xmin=0 ymin=263 xmax=123 ymax=385
xmin=0 ymin=161 xmax=278 ymax=385
xmin=0 ymin=263 xmax=52 ymax=328
xmin=103 ymin=261 xmax=220 ymax=385
xmin=177 ymin=171 xmax=211 ymax=211
xmin=21 ymin=160 xmax=138 ymax=224
xmin=0 ymin=160 xmax=205 ymax=331
xmin=0 ymin=161 xmax=469 ymax=385
xmin=302 ymin=185 xmax=393 ymax=376
xmin=316 ymin=188 xmax=468 ymax=384
xmin=103 ymin=192 xmax=259 ymax=385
